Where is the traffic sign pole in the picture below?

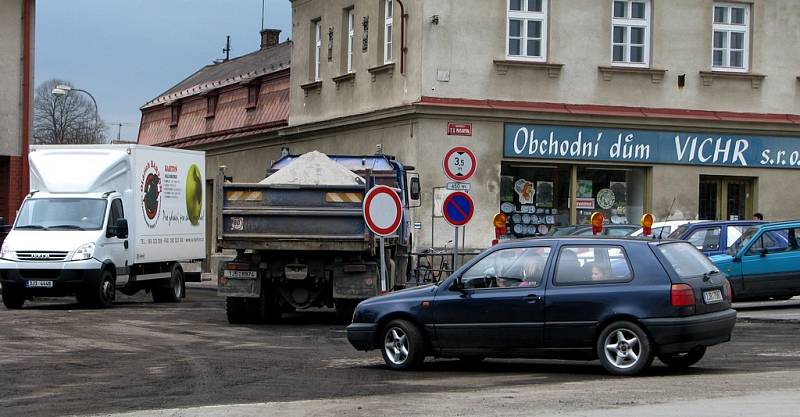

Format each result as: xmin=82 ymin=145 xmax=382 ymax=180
xmin=380 ymin=236 xmax=387 ymax=292
xmin=453 ymin=227 xmax=459 ymax=271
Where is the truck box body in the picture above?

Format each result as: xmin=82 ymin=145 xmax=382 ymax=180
xmin=0 ymin=144 xmax=206 ymax=309
xmin=28 ymin=145 xmax=206 ymax=263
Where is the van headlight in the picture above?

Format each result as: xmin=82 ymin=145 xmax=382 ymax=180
xmin=69 ymin=243 xmax=96 ymax=261
xmin=0 ymin=243 xmax=17 ymax=261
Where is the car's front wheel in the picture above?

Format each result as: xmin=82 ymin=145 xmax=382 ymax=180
xmin=658 ymin=346 xmax=706 ymax=369
xmin=597 ymin=321 xmax=653 ymax=376
xmin=380 ymin=319 xmax=426 ymax=370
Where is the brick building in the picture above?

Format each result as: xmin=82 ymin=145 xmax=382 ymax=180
xmin=0 ymin=0 xmax=35 ymax=231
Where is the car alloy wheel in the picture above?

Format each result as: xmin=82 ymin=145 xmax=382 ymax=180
xmin=597 ymin=321 xmax=653 ymax=376
xmin=380 ymin=319 xmax=426 ymax=370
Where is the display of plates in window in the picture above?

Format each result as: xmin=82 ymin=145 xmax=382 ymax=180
xmin=512 ymin=213 xmax=522 ymax=223
xmin=546 ymin=215 xmax=555 ymax=224
xmin=500 ymin=202 xmax=515 ymax=214
xmin=527 ymin=225 xmax=537 ymax=235
xmin=513 ymin=224 xmax=524 ymax=235
xmin=537 ymin=224 xmax=549 ymax=235
xmin=522 ymin=214 xmax=531 ymax=224
xmin=530 ymin=214 xmax=539 ymax=224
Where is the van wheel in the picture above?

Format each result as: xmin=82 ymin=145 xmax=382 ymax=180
xmin=596 ymin=321 xmax=653 ymax=376
xmin=658 ymin=346 xmax=707 ymax=369
xmin=153 ymin=264 xmax=184 ymax=303
xmin=2 ymin=288 xmax=25 ymax=309
xmin=77 ymin=270 xmax=115 ymax=309
xmin=381 ymin=319 xmax=426 ymax=370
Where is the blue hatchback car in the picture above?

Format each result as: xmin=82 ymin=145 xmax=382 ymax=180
xmin=347 ymin=237 xmax=736 ymax=376
xmin=667 ymin=220 xmax=765 ymax=256
xmin=710 ymin=221 xmax=800 ymax=301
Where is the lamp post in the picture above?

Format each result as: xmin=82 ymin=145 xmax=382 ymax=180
xmin=52 ymin=84 xmax=99 ymax=127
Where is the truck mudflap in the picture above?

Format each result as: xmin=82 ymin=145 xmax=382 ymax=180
xmin=332 ymin=261 xmax=381 ymax=299
xmin=218 ymin=267 xmax=261 ymax=298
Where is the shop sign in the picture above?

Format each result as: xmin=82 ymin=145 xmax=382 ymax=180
xmin=504 ymin=123 xmax=800 ymax=169
xmin=576 ymin=198 xmax=595 ymax=209
xmin=446 ymin=182 xmax=471 ymax=191
xmin=448 ymin=123 xmax=473 ymax=136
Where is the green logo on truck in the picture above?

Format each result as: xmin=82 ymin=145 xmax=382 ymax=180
xmin=185 ymin=164 xmax=203 ymax=225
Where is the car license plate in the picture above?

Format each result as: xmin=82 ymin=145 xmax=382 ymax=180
xmin=703 ymin=289 xmax=723 ymax=304
xmin=25 ymin=280 xmax=54 ymax=289
xmin=223 ymin=270 xmax=257 ymax=279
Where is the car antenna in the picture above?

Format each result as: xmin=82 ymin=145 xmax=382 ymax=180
xmin=658 ymin=196 xmax=677 ymax=240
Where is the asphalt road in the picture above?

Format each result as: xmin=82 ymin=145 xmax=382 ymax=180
xmin=1 ymin=288 xmax=799 ymax=417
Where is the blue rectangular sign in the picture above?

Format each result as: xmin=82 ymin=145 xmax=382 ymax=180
xmin=504 ymin=123 xmax=800 ymax=169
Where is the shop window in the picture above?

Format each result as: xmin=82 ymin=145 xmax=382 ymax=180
xmin=699 ymin=176 xmax=754 ymax=220
xmin=500 ymin=164 xmax=570 ymax=237
xmin=575 ymin=166 xmax=646 ymax=226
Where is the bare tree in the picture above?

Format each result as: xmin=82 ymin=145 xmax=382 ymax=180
xmin=33 ymin=79 xmax=108 ymax=144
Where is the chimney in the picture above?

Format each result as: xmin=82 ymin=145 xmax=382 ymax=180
xmin=260 ymin=29 xmax=281 ymax=50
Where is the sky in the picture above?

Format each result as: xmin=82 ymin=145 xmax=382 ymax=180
xmin=35 ymin=0 xmax=292 ymax=141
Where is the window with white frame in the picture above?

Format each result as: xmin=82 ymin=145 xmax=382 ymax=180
xmin=712 ymin=3 xmax=750 ymax=71
xmin=314 ymin=19 xmax=322 ymax=81
xmin=506 ymin=0 xmax=548 ymax=61
xmin=347 ymin=9 xmax=355 ymax=72
xmin=611 ymin=0 xmax=650 ymax=66
xmin=384 ymin=0 xmax=393 ymax=64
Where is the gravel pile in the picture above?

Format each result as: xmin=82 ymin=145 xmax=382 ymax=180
xmin=260 ymin=151 xmax=365 ymax=186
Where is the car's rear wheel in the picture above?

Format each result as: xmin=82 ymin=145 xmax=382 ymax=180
xmin=381 ymin=319 xmax=426 ymax=370
xmin=597 ymin=321 xmax=653 ymax=376
xmin=658 ymin=346 xmax=706 ymax=369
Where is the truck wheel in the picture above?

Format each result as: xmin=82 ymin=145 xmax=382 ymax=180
xmin=2 ymin=288 xmax=25 ymax=309
xmin=261 ymin=285 xmax=282 ymax=324
xmin=153 ymin=264 xmax=184 ymax=303
xmin=77 ymin=270 xmax=115 ymax=309
xmin=335 ymin=300 xmax=357 ymax=324
xmin=226 ymin=297 xmax=250 ymax=324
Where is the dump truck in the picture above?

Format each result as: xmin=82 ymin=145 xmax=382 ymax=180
xmin=216 ymin=152 xmax=420 ymax=323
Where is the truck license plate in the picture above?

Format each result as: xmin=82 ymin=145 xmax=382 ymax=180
xmin=703 ymin=289 xmax=723 ymax=304
xmin=25 ymin=280 xmax=54 ymax=289
xmin=223 ymin=270 xmax=257 ymax=279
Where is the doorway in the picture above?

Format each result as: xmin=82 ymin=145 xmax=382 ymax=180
xmin=698 ymin=176 xmax=754 ymax=220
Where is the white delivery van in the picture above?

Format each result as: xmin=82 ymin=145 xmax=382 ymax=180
xmin=0 ymin=145 xmax=206 ymax=309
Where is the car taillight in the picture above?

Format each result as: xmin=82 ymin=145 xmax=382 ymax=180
xmin=723 ymin=279 xmax=732 ymax=302
xmin=671 ymin=284 xmax=695 ymax=307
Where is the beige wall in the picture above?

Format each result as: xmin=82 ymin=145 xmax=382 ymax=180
xmin=0 ymin=0 xmax=23 ymax=156
xmin=289 ymin=0 xmax=424 ymax=126
xmin=421 ymin=0 xmax=800 ymax=114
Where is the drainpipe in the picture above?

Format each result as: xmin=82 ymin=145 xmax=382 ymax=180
xmin=396 ymin=0 xmax=407 ymax=75
xmin=21 ymin=0 xmax=34 ymax=206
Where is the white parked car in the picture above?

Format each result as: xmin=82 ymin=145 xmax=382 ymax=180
xmin=630 ymin=220 xmax=709 ymax=239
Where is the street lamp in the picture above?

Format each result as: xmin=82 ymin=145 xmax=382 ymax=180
xmin=52 ymin=84 xmax=99 ymax=127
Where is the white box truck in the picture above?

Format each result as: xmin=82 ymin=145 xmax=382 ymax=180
xmin=0 ymin=145 xmax=206 ymax=309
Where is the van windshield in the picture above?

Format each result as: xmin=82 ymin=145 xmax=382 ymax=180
xmin=15 ymin=199 xmax=107 ymax=231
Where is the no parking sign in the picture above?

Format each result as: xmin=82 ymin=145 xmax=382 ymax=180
xmin=442 ymin=191 xmax=474 ymax=227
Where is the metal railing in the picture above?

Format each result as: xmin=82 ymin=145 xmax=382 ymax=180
xmin=411 ymin=249 xmax=482 ymax=285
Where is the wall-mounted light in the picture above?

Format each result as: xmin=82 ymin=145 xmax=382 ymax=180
xmin=431 ymin=15 xmax=439 ymax=25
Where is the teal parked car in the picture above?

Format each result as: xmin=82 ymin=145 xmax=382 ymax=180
xmin=710 ymin=221 xmax=800 ymax=301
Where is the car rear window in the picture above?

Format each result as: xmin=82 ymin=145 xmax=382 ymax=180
xmin=657 ymin=242 xmax=718 ymax=278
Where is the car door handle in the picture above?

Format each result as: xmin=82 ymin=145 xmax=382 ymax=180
xmin=525 ymin=294 xmax=542 ymax=303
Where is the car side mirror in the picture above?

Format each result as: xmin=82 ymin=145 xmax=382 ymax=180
xmin=114 ymin=219 xmax=129 ymax=239
xmin=760 ymin=248 xmax=768 ymax=257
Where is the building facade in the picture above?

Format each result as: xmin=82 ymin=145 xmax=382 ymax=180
xmin=0 ymin=0 xmax=34 ymax=227
xmin=282 ymin=0 xmax=800 ymax=250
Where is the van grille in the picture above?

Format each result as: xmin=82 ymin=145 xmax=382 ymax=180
xmin=16 ymin=251 xmax=69 ymax=262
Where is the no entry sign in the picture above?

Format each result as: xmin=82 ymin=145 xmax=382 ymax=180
xmin=442 ymin=191 xmax=474 ymax=227
xmin=363 ymin=185 xmax=403 ymax=236
xmin=443 ymin=146 xmax=477 ymax=182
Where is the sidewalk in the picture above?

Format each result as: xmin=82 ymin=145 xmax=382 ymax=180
xmin=733 ymin=297 xmax=800 ymax=322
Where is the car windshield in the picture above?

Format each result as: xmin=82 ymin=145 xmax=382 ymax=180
xmin=728 ymin=227 xmax=759 ymax=255
xmin=658 ymin=242 xmax=719 ymax=278
xmin=15 ymin=198 xmax=107 ymax=231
